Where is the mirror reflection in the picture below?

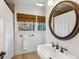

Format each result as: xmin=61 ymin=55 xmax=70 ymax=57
xmin=49 ymin=1 xmax=79 ymax=40
xmin=52 ymin=10 xmax=76 ymax=37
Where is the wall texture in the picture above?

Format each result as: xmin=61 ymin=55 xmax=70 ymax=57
xmin=46 ymin=0 xmax=79 ymax=58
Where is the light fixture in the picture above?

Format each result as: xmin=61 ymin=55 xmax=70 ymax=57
xmin=47 ymin=0 xmax=53 ymax=6
xmin=36 ymin=0 xmax=45 ymax=6
xmin=36 ymin=2 xmax=44 ymax=6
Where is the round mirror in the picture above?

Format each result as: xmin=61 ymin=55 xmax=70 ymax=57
xmin=49 ymin=1 xmax=79 ymax=40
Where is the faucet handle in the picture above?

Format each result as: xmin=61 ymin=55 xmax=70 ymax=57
xmin=63 ymin=48 xmax=68 ymax=51
xmin=60 ymin=47 xmax=68 ymax=53
xmin=50 ymin=42 xmax=55 ymax=47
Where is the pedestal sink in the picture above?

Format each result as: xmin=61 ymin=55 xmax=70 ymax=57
xmin=37 ymin=44 xmax=78 ymax=59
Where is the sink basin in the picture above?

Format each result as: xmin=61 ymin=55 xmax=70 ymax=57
xmin=37 ymin=44 xmax=78 ymax=59
xmin=37 ymin=44 xmax=56 ymax=59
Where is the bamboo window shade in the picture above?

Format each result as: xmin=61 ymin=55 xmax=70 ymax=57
xmin=17 ymin=13 xmax=36 ymax=22
xmin=37 ymin=16 xmax=45 ymax=23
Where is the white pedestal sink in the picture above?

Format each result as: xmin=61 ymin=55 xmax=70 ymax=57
xmin=37 ymin=44 xmax=78 ymax=59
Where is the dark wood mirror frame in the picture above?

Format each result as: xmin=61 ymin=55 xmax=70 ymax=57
xmin=49 ymin=1 xmax=79 ymax=40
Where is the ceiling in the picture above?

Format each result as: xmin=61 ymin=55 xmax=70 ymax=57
xmin=13 ymin=0 xmax=48 ymax=6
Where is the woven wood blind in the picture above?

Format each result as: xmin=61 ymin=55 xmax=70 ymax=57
xmin=17 ymin=13 xmax=36 ymax=22
xmin=37 ymin=16 xmax=45 ymax=23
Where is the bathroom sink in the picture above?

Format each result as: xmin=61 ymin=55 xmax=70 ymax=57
xmin=37 ymin=44 xmax=56 ymax=59
xmin=37 ymin=44 xmax=78 ymax=59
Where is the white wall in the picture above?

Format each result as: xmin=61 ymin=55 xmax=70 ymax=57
xmin=46 ymin=0 xmax=79 ymax=58
xmin=15 ymin=4 xmax=45 ymax=16
xmin=4 ymin=1 xmax=14 ymax=59
xmin=0 ymin=0 xmax=4 ymax=52
xmin=15 ymin=4 xmax=46 ymax=55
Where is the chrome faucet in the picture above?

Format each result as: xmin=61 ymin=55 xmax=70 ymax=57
xmin=50 ymin=42 xmax=68 ymax=53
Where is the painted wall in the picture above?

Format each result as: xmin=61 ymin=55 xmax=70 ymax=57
xmin=46 ymin=0 xmax=79 ymax=58
xmin=4 ymin=1 xmax=14 ymax=59
xmin=15 ymin=4 xmax=46 ymax=55
xmin=0 ymin=0 xmax=4 ymax=52
xmin=15 ymin=4 xmax=45 ymax=16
